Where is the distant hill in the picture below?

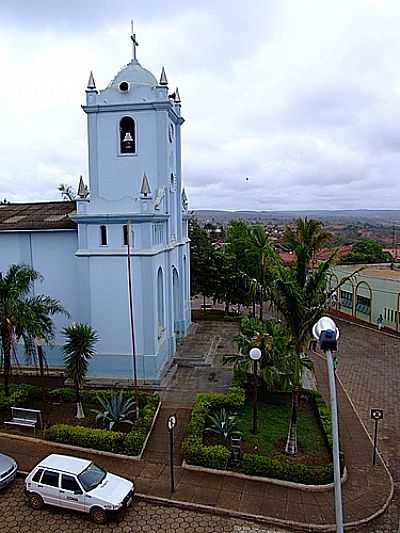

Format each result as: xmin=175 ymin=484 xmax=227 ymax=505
xmin=192 ymin=209 xmax=400 ymax=225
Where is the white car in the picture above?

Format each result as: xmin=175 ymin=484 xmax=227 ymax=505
xmin=25 ymin=454 xmax=134 ymax=524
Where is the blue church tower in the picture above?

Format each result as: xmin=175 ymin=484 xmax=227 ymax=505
xmin=0 ymin=27 xmax=191 ymax=383
xmin=73 ymin=30 xmax=191 ymax=381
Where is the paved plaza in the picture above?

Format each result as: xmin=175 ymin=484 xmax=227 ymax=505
xmin=0 ymin=317 xmax=399 ymax=531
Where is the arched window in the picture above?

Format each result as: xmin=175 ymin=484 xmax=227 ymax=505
xmin=119 ymin=116 xmax=136 ymax=154
xmin=157 ymin=267 xmax=165 ymax=334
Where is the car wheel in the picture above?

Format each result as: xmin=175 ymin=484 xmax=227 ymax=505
xmin=29 ymin=493 xmax=44 ymax=510
xmin=90 ymin=506 xmax=107 ymax=524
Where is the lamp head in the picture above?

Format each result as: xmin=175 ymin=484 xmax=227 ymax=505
xmin=312 ymin=316 xmax=339 ymax=351
xmin=249 ymin=347 xmax=262 ymax=361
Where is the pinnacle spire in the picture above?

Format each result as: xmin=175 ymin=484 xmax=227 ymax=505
xmin=159 ymin=66 xmax=168 ymax=86
xmin=77 ymin=176 xmax=89 ymax=198
xmin=140 ymin=172 xmax=151 ymax=196
xmin=86 ymin=71 xmax=96 ymax=91
xmin=175 ymin=87 xmax=181 ymax=103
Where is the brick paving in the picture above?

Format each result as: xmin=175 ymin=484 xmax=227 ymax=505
xmin=0 ymin=479 xmax=290 ymax=533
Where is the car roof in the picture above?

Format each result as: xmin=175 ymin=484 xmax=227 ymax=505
xmin=36 ymin=454 xmax=92 ymax=475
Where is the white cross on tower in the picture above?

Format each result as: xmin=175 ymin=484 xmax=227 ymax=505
xmin=130 ymin=20 xmax=139 ymax=61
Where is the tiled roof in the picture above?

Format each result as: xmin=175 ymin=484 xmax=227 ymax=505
xmin=0 ymin=201 xmax=77 ymax=231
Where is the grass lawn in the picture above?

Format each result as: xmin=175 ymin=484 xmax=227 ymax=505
xmin=235 ymin=396 xmax=331 ymax=465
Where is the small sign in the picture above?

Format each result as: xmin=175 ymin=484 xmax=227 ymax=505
xmin=370 ymin=408 xmax=384 ymax=420
xmin=167 ymin=414 xmax=177 ymax=431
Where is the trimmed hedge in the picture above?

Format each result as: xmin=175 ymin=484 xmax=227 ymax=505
xmin=0 ymin=384 xmax=38 ymax=410
xmin=182 ymin=385 xmax=245 ymax=470
xmin=183 ymin=385 xmax=342 ymax=484
xmin=241 ymin=453 xmax=334 ymax=485
xmin=46 ymin=424 xmax=125 ymax=452
xmin=46 ymin=391 xmax=160 ymax=456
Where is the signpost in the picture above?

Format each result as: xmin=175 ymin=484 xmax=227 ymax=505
xmin=167 ymin=414 xmax=177 ymax=493
xmin=370 ymin=408 xmax=384 ymax=466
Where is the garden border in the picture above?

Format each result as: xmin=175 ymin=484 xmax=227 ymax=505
xmin=0 ymin=399 xmax=161 ymax=461
xmin=182 ymin=459 xmax=348 ymax=492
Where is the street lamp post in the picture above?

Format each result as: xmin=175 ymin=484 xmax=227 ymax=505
xmin=249 ymin=347 xmax=262 ymax=434
xmin=312 ymin=317 xmax=343 ymax=533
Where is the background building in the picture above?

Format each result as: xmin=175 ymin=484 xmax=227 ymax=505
xmin=329 ymin=264 xmax=400 ymax=332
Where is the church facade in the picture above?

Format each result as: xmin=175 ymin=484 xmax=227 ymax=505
xmin=0 ymin=34 xmax=191 ymax=382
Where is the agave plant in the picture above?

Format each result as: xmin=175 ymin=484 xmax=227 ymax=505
xmin=91 ymin=391 xmax=137 ymax=430
xmin=205 ymin=408 xmax=239 ymax=443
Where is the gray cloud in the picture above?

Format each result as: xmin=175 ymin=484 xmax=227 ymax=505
xmin=1 ymin=0 xmax=400 ymax=210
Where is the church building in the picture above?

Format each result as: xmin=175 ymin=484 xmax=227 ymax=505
xmin=0 ymin=29 xmax=191 ymax=382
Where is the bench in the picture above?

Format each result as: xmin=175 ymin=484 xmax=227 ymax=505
xmin=4 ymin=407 xmax=42 ymax=434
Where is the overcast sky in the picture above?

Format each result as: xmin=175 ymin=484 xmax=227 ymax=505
xmin=1 ymin=0 xmax=400 ymax=211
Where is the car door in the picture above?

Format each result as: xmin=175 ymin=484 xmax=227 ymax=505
xmin=39 ymin=469 xmax=60 ymax=506
xmin=59 ymin=474 xmax=85 ymax=512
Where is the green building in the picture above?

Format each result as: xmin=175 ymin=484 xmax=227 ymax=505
xmin=330 ymin=264 xmax=400 ymax=332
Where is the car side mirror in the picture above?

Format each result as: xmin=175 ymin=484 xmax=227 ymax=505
xmin=74 ymin=489 xmax=83 ymax=495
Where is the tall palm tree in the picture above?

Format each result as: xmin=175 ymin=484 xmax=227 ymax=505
xmin=0 ymin=264 xmax=68 ymax=396
xmin=273 ymin=255 xmax=335 ymax=454
xmin=246 ymin=225 xmax=280 ymax=320
xmin=283 ymin=217 xmax=331 ymax=286
xmin=63 ymin=323 xmax=98 ymax=419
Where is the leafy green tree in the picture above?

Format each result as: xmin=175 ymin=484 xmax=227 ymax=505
xmin=189 ymin=218 xmax=219 ymax=307
xmin=63 ymin=323 xmax=98 ymax=419
xmin=341 ymin=239 xmax=391 ymax=264
xmin=0 ymin=264 xmax=67 ymax=396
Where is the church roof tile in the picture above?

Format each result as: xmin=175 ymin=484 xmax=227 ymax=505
xmin=0 ymin=201 xmax=76 ymax=231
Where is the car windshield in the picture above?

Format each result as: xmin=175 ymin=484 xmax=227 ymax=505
xmin=78 ymin=463 xmax=107 ymax=492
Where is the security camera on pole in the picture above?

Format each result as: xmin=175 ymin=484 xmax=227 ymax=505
xmin=312 ymin=317 xmax=343 ymax=533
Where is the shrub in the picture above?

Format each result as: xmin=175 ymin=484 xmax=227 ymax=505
xmin=182 ymin=384 xmax=244 ymax=469
xmin=48 ymin=388 xmax=76 ymax=403
xmin=0 ymin=384 xmax=38 ymax=410
xmin=46 ymin=424 xmax=125 ymax=453
xmin=241 ymin=453 xmax=334 ymax=485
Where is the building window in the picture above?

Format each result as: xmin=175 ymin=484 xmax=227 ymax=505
xmin=120 ymin=116 xmax=136 ymax=154
xmin=152 ymin=223 xmax=164 ymax=246
xmin=100 ymin=225 xmax=108 ymax=246
xmin=356 ymin=294 xmax=370 ymax=314
xmin=123 ymin=225 xmax=129 ymax=246
xmin=340 ymin=290 xmax=353 ymax=309
xmin=157 ymin=267 xmax=165 ymax=338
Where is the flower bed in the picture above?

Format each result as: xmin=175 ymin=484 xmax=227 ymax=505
xmin=46 ymin=390 xmax=160 ymax=456
xmin=182 ymin=385 xmax=343 ymax=485
xmin=0 ymin=385 xmax=160 ymax=457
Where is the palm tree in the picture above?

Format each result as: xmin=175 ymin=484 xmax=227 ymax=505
xmin=0 ymin=264 xmax=68 ymax=396
xmin=246 ymin=225 xmax=280 ymax=320
xmin=224 ymin=316 xmax=293 ymax=393
xmin=283 ymin=217 xmax=331 ymax=286
xmin=273 ymin=252 xmax=336 ymax=454
xmin=63 ymin=323 xmax=98 ymax=419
